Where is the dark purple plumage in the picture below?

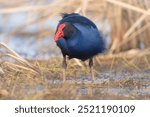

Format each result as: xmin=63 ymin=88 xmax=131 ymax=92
xmin=55 ymin=13 xmax=106 ymax=61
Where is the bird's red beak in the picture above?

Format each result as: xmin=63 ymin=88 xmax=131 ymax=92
xmin=54 ymin=24 xmax=65 ymax=41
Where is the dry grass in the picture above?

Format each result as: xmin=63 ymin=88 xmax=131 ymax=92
xmin=0 ymin=54 xmax=150 ymax=99
xmin=0 ymin=42 xmax=39 ymax=74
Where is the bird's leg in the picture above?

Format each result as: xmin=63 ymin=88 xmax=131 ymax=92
xmin=89 ymin=57 xmax=95 ymax=83
xmin=62 ymin=55 xmax=67 ymax=83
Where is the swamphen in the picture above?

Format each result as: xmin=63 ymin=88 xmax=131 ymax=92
xmin=54 ymin=13 xmax=106 ymax=82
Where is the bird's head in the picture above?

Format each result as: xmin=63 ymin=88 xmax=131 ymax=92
xmin=54 ymin=22 xmax=76 ymax=41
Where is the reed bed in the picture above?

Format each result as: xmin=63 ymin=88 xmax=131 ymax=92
xmin=0 ymin=0 xmax=150 ymax=53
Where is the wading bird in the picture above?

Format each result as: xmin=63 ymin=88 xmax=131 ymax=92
xmin=54 ymin=13 xmax=106 ymax=83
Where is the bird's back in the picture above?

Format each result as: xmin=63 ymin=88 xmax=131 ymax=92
xmin=59 ymin=13 xmax=97 ymax=29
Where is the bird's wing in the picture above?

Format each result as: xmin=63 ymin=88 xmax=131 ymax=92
xmin=59 ymin=13 xmax=97 ymax=29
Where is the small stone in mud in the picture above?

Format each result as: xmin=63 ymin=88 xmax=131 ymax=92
xmin=0 ymin=89 xmax=9 ymax=97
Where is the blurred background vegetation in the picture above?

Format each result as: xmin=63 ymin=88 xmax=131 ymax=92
xmin=0 ymin=0 xmax=150 ymax=60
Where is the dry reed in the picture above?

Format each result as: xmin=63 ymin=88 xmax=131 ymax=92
xmin=0 ymin=0 xmax=150 ymax=54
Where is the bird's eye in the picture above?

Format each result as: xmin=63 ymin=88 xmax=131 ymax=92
xmin=62 ymin=24 xmax=76 ymax=39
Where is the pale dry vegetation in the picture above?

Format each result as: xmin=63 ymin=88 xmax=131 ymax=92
xmin=0 ymin=0 xmax=150 ymax=99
